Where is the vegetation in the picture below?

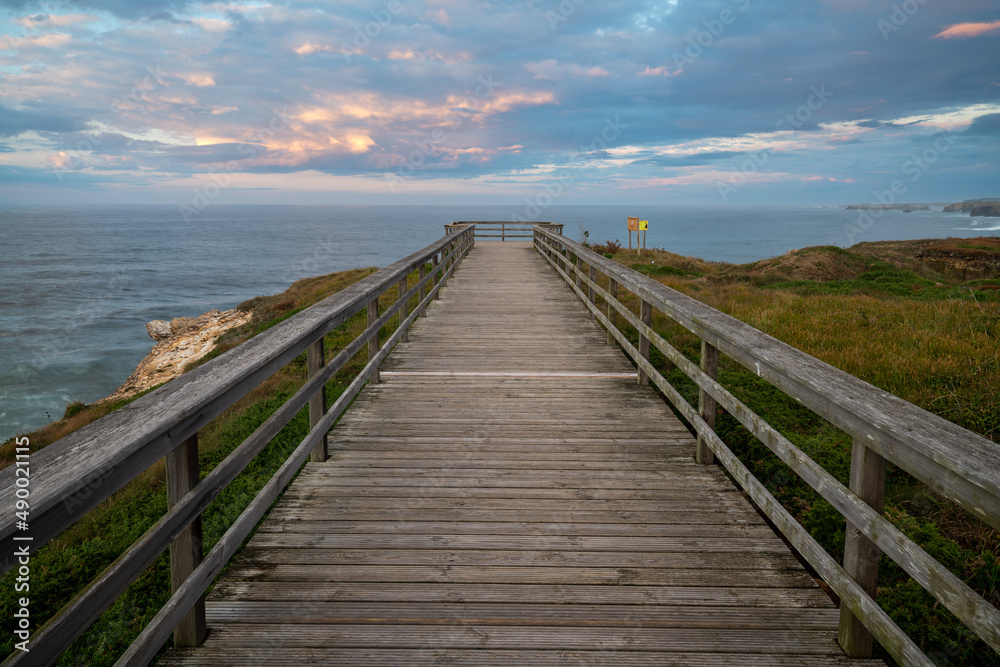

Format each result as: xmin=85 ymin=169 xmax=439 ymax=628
xmin=0 ymin=266 xmax=390 ymax=665
xmin=589 ymin=235 xmax=1000 ymax=665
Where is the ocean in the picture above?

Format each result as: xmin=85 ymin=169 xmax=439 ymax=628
xmin=1 ymin=203 xmax=997 ymax=441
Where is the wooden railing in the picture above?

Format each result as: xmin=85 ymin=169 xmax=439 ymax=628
xmin=533 ymin=226 xmax=1000 ymax=666
xmin=445 ymin=220 xmax=562 ymax=241
xmin=0 ymin=226 xmax=476 ymax=666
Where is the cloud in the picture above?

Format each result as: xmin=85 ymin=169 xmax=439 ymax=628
xmin=525 ymin=59 xmax=611 ymax=80
xmin=294 ymin=42 xmax=336 ymax=56
xmin=0 ymin=104 xmax=88 ymax=137
xmin=637 ymin=66 xmax=676 ymax=77
xmin=933 ymin=21 xmax=1000 ymax=39
xmin=0 ymin=0 xmax=998 ymax=203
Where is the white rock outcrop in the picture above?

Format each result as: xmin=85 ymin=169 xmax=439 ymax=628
xmin=105 ymin=308 xmax=252 ymax=402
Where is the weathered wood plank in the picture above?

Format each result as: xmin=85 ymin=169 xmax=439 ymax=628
xmin=159 ymin=648 xmax=882 ymax=666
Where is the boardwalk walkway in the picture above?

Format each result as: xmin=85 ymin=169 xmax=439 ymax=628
xmin=160 ymin=242 xmax=880 ymax=665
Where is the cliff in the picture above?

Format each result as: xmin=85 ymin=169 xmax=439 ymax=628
xmin=944 ymin=198 xmax=1000 ymax=213
xmin=103 ymin=308 xmax=252 ymax=402
xmin=970 ymin=203 xmax=1000 ymax=217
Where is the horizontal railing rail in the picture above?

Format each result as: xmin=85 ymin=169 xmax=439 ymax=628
xmin=446 ymin=220 xmax=562 ymax=241
xmin=0 ymin=225 xmax=476 ymax=666
xmin=533 ymin=226 xmax=1000 ymax=666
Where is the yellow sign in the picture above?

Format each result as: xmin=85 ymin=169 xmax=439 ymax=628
xmin=627 ymin=216 xmax=638 ymax=231
xmin=639 ymin=220 xmax=648 ymax=231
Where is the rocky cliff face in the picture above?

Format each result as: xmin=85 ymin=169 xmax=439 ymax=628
xmin=104 ymin=308 xmax=252 ymax=402
xmin=944 ymin=198 xmax=1000 ymax=213
xmin=970 ymin=203 xmax=1000 ymax=217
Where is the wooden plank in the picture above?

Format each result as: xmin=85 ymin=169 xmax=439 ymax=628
xmin=184 ymin=624 xmax=846 ymax=653
xmin=206 ymin=581 xmax=833 ymax=607
xmin=219 ymin=563 xmax=823 ymax=587
xmin=160 ymin=648 xmax=882 ymax=666
xmin=203 ymin=601 xmax=840 ymax=629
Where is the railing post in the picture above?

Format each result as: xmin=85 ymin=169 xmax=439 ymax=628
xmin=432 ymin=252 xmax=441 ymax=299
xmin=588 ymin=265 xmax=597 ymax=321
xmin=418 ymin=262 xmax=427 ymax=317
xmin=398 ymin=277 xmax=409 ymax=344
xmin=368 ymin=296 xmax=380 ymax=384
xmin=166 ymin=434 xmax=206 ymax=647
xmin=839 ymin=438 xmax=887 ymax=657
xmin=308 ymin=338 xmax=327 ymax=462
xmin=697 ymin=340 xmax=718 ymax=465
xmin=607 ymin=278 xmax=618 ymax=345
xmin=575 ymin=255 xmax=583 ymax=302
xmin=637 ymin=299 xmax=652 ymax=386
xmin=502 ymin=222 xmax=506 ymax=242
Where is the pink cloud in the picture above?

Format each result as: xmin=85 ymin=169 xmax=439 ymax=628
xmin=934 ymin=21 xmax=1000 ymax=39
xmin=637 ymin=66 xmax=677 ymax=77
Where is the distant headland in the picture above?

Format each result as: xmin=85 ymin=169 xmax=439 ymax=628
xmin=843 ymin=198 xmax=1000 ymax=217
xmin=943 ymin=198 xmax=1000 ymax=217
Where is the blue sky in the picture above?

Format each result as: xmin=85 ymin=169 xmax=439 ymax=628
xmin=0 ymin=0 xmax=998 ymax=206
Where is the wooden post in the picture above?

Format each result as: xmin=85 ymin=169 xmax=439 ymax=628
xmin=575 ymin=255 xmax=583 ymax=297
xmin=398 ymin=277 xmax=409 ymax=344
xmin=607 ymin=279 xmax=618 ymax=345
xmin=166 ymin=434 xmax=206 ymax=647
xmin=502 ymin=222 xmax=506 ymax=242
xmin=432 ymin=253 xmax=441 ymax=299
xmin=637 ymin=299 xmax=652 ymax=385
xmin=588 ymin=265 xmax=597 ymax=320
xmin=308 ymin=338 xmax=327 ymax=462
xmin=697 ymin=340 xmax=718 ymax=465
xmin=839 ymin=438 xmax=887 ymax=657
xmin=368 ymin=296 xmax=380 ymax=384
xmin=418 ymin=263 xmax=427 ymax=317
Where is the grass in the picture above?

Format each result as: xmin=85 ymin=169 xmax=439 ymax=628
xmin=0 ymin=265 xmax=393 ymax=665
xmin=590 ymin=237 xmax=1000 ymax=665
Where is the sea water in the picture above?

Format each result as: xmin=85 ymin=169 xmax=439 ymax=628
xmin=1 ymin=203 xmax=996 ymax=440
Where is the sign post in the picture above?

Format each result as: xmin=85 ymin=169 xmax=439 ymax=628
xmin=639 ymin=220 xmax=648 ymax=252
xmin=627 ymin=216 xmax=638 ymax=253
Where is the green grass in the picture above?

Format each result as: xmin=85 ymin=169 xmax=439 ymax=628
xmin=597 ymin=243 xmax=1000 ymax=665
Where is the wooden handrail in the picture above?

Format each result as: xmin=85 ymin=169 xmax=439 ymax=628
xmin=0 ymin=226 xmax=475 ymax=666
xmin=446 ymin=221 xmax=563 ymax=240
xmin=533 ymin=226 xmax=1000 ymax=664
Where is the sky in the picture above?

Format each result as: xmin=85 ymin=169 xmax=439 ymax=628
xmin=0 ymin=0 xmax=998 ymax=208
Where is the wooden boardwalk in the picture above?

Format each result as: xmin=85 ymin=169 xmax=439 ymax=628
xmin=160 ymin=242 xmax=881 ymax=665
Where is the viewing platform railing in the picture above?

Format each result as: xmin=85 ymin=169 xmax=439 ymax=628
xmin=533 ymin=226 xmax=1000 ymax=666
xmin=445 ymin=220 xmax=562 ymax=241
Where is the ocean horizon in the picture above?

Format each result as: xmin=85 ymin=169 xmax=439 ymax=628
xmin=1 ymin=202 xmax=998 ymax=441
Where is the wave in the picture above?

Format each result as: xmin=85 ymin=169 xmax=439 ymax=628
xmin=953 ymin=225 xmax=1000 ymax=232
